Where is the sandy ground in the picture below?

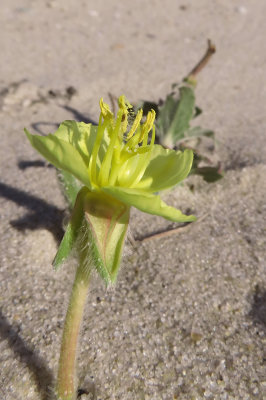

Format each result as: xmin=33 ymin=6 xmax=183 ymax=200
xmin=0 ymin=1 xmax=266 ymax=399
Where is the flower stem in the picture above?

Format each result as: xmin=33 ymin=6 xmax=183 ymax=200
xmin=56 ymin=261 xmax=90 ymax=400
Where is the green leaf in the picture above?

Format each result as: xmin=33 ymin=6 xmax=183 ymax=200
xmin=185 ymin=126 xmax=215 ymax=139
xmin=53 ymin=187 xmax=89 ymax=269
xmin=157 ymin=86 xmax=195 ymax=147
xmin=156 ymin=95 xmax=179 ymax=143
xmin=102 ymin=186 xmax=196 ymax=223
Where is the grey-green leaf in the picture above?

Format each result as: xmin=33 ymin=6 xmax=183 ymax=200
xmin=157 ymin=86 xmax=195 ymax=147
xmin=186 ymin=126 xmax=215 ymax=139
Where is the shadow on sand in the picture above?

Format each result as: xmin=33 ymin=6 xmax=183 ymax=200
xmin=0 ymin=181 xmax=64 ymax=244
xmin=249 ymin=285 xmax=266 ymax=330
xmin=0 ymin=309 xmax=54 ymax=400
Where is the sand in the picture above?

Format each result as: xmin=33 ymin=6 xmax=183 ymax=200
xmin=0 ymin=1 xmax=265 ymax=399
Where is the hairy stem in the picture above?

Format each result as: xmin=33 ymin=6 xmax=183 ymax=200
xmin=56 ymin=262 xmax=90 ymax=400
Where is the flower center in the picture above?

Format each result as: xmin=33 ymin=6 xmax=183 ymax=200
xmin=88 ymin=96 xmax=156 ymax=189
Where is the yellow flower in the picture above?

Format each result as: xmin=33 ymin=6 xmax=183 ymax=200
xmin=25 ymin=96 xmax=195 ymax=284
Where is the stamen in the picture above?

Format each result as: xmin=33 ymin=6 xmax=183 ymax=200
xmin=151 ymin=124 xmax=156 ymax=146
xmin=126 ymin=109 xmax=143 ymax=140
xmin=138 ymin=109 xmax=155 ymax=143
xmin=91 ymin=96 xmax=156 ymax=189
xmin=100 ymin=98 xmax=113 ymax=120
xmin=118 ymin=95 xmax=132 ymax=134
xmin=98 ymin=108 xmax=123 ymax=186
xmin=89 ymin=118 xmax=108 ymax=186
xmin=125 ymin=126 xmax=142 ymax=150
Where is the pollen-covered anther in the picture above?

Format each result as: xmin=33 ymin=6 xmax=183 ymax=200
xmin=139 ymin=109 xmax=156 ymax=144
xmin=118 ymin=95 xmax=133 ymax=133
xmin=100 ymin=98 xmax=113 ymax=120
xmin=126 ymin=109 xmax=143 ymax=140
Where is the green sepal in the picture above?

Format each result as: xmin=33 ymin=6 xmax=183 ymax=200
xmin=57 ymin=169 xmax=82 ymax=209
xmin=83 ymin=192 xmax=130 ymax=285
xmin=53 ymin=187 xmax=89 ymax=270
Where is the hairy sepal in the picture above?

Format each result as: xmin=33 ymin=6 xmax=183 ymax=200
xmin=84 ymin=192 xmax=130 ymax=286
xmin=53 ymin=187 xmax=89 ymax=270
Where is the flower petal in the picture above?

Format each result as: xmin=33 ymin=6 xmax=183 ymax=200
xmin=134 ymin=145 xmax=193 ymax=192
xmin=54 ymin=121 xmax=99 ymax=167
xmin=25 ymin=128 xmax=92 ymax=189
xmin=102 ymin=186 xmax=196 ymax=223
